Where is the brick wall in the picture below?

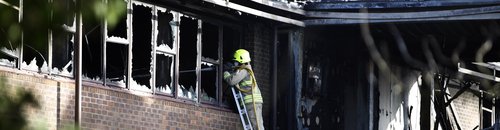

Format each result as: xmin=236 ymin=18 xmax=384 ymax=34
xmin=448 ymin=88 xmax=480 ymax=130
xmin=244 ymin=22 xmax=274 ymax=128
xmin=0 ymin=67 xmax=242 ymax=130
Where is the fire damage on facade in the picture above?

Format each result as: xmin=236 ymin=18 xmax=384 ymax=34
xmin=2 ymin=0 xmax=500 ymax=130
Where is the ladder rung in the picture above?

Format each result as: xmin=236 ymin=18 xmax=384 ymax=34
xmin=483 ymin=107 xmax=493 ymax=113
xmin=232 ymin=87 xmax=252 ymax=130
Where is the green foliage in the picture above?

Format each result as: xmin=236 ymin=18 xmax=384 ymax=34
xmin=0 ymin=77 xmax=40 ymax=130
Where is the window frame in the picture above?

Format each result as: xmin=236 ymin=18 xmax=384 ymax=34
xmin=199 ymin=21 xmax=223 ymax=105
xmin=152 ymin=6 xmax=179 ymax=96
xmin=102 ymin=0 xmax=131 ymax=88
xmin=49 ymin=0 xmax=76 ymax=77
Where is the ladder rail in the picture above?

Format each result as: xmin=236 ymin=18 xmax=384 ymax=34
xmin=232 ymin=87 xmax=253 ymax=130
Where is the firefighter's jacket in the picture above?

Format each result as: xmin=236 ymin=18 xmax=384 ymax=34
xmin=224 ymin=64 xmax=263 ymax=104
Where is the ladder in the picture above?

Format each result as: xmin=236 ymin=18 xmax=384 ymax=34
xmin=232 ymin=87 xmax=253 ymax=130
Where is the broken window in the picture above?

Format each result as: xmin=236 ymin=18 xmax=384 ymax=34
xmin=104 ymin=0 xmax=128 ymax=86
xmin=156 ymin=8 xmax=175 ymax=54
xmin=0 ymin=4 xmax=20 ymax=67
xmin=82 ymin=11 xmax=103 ymax=81
xmin=22 ymin=0 xmax=50 ymax=73
xmin=178 ymin=16 xmax=199 ymax=101
xmin=202 ymin=22 xmax=219 ymax=61
xmin=51 ymin=0 xmax=75 ymax=76
xmin=200 ymin=22 xmax=220 ymax=104
xmin=130 ymin=2 xmax=153 ymax=92
xmin=155 ymin=8 xmax=176 ymax=95
xmin=106 ymin=43 xmax=127 ymax=86
xmin=156 ymin=53 xmax=174 ymax=94
xmin=107 ymin=0 xmax=127 ymax=40
xmin=201 ymin=61 xmax=218 ymax=104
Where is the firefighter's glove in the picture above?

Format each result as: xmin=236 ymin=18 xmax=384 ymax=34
xmin=223 ymin=62 xmax=235 ymax=71
xmin=223 ymin=71 xmax=231 ymax=80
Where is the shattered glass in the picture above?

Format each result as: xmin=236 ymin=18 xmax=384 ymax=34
xmin=155 ymin=53 xmax=174 ymax=94
xmin=156 ymin=8 xmax=176 ymax=54
xmin=178 ymin=16 xmax=198 ymax=101
xmin=22 ymin=1 xmax=50 ymax=73
xmin=130 ymin=3 xmax=153 ymax=92
xmin=201 ymin=61 xmax=218 ymax=103
xmin=106 ymin=43 xmax=127 ymax=86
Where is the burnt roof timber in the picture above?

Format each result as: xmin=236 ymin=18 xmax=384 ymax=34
xmin=304 ymin=0 xmax=500 ymax=10
xmin=231 ymin=0 xmax=305 ymax=15
xmin=306 ymin=5 xmax=500 ymax=19
xmin=149 ymin=0 xmax=304 ymax=27
xmin=203 ymin=0 xmax=305 ymax=27
xmin=305 ymin=13 xmax=500 ymax=25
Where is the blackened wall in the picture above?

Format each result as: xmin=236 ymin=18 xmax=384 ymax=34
xmin=299 ymin=25 xmax=371 ymax=130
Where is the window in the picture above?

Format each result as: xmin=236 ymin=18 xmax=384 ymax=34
xmin=105 ymin=0 xmax=129 ymax=86
xmin=178 ymin=16 xmax=199 ymax=101
xmin=22 ymin=0 xmax=50 ymax=73
xmin=154 ymin=7 xmax=177 ymax=95
xmin=130 ymin=2 xmax=154 ymax=92
xmin=82 ymin=9 xmax=103 ymax=81
xmin=51 ymin=0 xmax=75 ymax=76
xmin=200 ymin=22 xmax=221 ymax=104
xmin=0 ymin=3 xmax=20 ymax=67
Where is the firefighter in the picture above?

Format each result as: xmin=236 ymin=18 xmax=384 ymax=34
xmin=224 ymin=49 xmax=264 ymax=130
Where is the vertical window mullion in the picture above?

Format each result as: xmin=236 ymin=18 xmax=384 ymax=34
xmin=18 ymin=0 xmax=23 ymax=70
xmin=126 ymin=1 xmax=133 ymax=90
xmin=152 ymin=5 xmax=157 ymax=94
xmin=174 ymin=12 xmax=180 ymax=99
xmin=196 ymin=19 xmax=202 ymax=103
xmin=218 ymin=26 xmax=223 ymax=106
xmin=47 ymin=0 xmax=53 ymax=75
xmin=102 ymin=1 xmax=107 ymax=85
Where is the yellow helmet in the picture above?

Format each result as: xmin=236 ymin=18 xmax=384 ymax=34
xmin=233 ymin=49 xmax=251 ymax=63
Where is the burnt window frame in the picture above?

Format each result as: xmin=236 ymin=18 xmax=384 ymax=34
xmin=153 ymin=6 xmax=179 ymax=96
xmin=129 ymin=1 xmax=155 ymax=93
xmin=199 ymin=21 xmax=223 ymax=105
xmin=176 ymin=15 xmax=200 ymax=102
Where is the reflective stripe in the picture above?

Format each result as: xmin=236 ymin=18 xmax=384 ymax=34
xmin=240 ymin=80 xmax=253 ymax=86
xmin=224 ymin=72 xmax=231 ymax=79
xmin=244 ymin=94 xmax=263 ymax=104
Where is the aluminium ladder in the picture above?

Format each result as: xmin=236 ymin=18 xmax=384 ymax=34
xmin=232 ymin=87 xmax=253 ymax=130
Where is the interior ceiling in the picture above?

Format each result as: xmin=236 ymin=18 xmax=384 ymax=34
xmin=305 ymin=20 xmax=500 ymax=69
